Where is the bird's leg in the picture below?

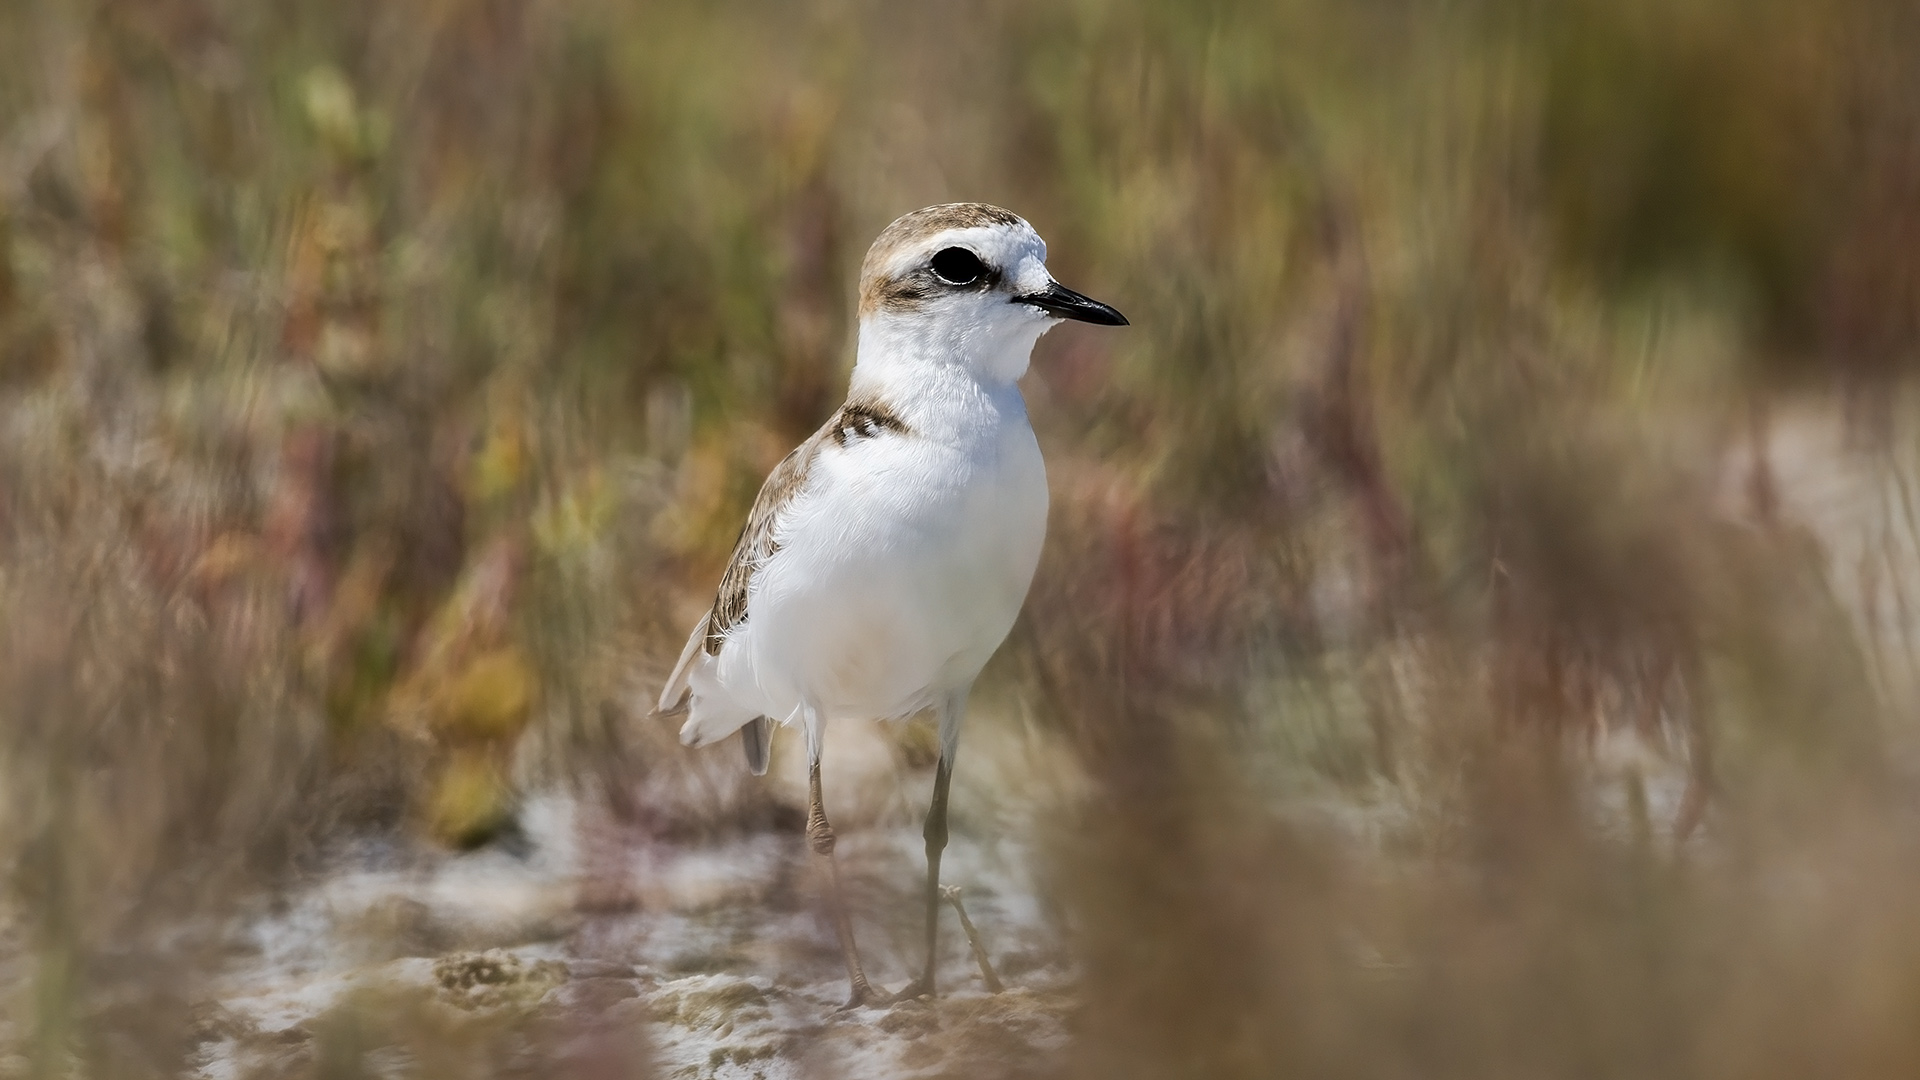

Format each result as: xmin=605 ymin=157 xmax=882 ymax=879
xmin=893 ymin=754 xmax=952 ymax=1001
xmin=807 ymin=757 xmax=882 ymax=1009
xmin=942 ymin=885 xmax=1004 ymax=992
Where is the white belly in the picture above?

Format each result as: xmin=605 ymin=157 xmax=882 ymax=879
xmin=714 ymin=417 xmax=1047 ymax=723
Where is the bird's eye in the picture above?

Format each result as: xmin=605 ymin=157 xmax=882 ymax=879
xmin=929 ymin=247 xmax=986 ymax=286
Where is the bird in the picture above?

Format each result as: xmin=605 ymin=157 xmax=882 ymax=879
xmin=657 ymin=202 xmax=1127 ymax=1008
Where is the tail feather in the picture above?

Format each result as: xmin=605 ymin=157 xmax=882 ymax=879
xmin=660 ymin=612 xmax=769 ymax=775
xmin=741 ymin=716 xmax=771 ymax=775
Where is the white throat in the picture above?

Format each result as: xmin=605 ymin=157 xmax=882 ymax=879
xmin=852 ymin=309 xmax=1053 ymax=389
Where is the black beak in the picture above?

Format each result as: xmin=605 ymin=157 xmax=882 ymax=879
xmin=1018 ymin=280 xmax=1129 ymax=326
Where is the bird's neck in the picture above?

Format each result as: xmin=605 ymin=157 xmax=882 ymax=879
xmin=849 ymin=316 xmax=1035 ymax=438
xmin=853 ymin=312 xmax=1044 ymax=389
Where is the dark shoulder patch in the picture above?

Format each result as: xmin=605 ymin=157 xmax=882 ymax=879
xmin=829 ymin=396 xmax=911 ymax=447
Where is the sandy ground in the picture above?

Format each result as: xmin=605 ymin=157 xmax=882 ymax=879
xmin=185 ymin=784 xmax=1074 ymax=1080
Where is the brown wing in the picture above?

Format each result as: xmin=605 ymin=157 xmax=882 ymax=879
xmin=655 ymin=611 xmax=708 ymax=714
xmin=704 ymin=434 xmax=822 ymax=656
xmin=702 ymin=395 xmax=912 ymax=657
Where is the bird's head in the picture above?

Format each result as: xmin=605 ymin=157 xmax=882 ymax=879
xmin=855 ymin=203 xmax=1127 ymax=384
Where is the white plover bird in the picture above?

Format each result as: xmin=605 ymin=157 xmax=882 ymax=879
xmin=657 ymin=203 xmax=1126 ymax=1007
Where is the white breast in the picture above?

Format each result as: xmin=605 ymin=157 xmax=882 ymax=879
xmin=710 ymin=382 xmax=1047 ymax=725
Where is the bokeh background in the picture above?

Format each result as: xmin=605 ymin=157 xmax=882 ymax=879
xmin=5 ymin=0 xmax=1920 ymax=1076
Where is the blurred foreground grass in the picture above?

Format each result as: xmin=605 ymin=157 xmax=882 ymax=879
xmin=3 ymin=0 xmax=1920 ymax=1076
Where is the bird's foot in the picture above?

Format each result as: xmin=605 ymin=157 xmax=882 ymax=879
xmin=834 ymin=977 xmax=888 ymax=1012
xmin=889 ymin=975 xmax=934 ymax=1003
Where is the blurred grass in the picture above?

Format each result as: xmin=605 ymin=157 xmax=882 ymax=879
xmin=3 ymin=0 xmax=1920 ymax=1076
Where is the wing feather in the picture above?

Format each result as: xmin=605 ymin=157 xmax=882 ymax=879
xmin=704 ymin=435 xmax=823 ymax=655
xmin=655 ymin=612 xmax=710 ymax=715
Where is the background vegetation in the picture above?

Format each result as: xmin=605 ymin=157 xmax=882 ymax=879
xmin=3 ymin=0 xmax=1920 ymax=1076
